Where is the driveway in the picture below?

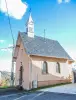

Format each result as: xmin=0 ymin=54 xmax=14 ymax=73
xmin=0 ymin=84 xmax=76 ymax=100
xmin=40 ymin=83 xmax=76 ymax=94
xmin=0 ymin=91 xmax=76 ymax=100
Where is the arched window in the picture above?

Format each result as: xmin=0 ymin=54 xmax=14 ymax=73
xmin=42 ymin=61 xmax=48 ymax=74
xmin=56 ymin=62 xmax=60 ymax=73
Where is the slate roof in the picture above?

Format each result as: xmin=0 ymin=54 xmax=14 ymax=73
xmin=20 ymin=32 xmax=72 ymax=60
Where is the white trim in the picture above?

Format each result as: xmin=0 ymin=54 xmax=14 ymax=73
xmin=30 ymin=54 xmax=73 ymax=61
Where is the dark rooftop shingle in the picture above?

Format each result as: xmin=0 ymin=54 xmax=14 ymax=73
xmin=20 ymin=32 xmax=72 ymax=60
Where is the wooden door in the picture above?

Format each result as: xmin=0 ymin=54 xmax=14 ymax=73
xmin=19 ymin=65 xmax=23 ymax=86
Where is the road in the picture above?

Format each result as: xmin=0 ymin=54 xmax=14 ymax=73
xmin=0 ymin=91 xmax=76 ymax=100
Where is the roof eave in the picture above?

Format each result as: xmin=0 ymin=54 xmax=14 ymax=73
xmin=29 ymin=54 xmax=73 ymax=61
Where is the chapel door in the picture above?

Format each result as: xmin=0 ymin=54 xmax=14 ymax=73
xmin=19 ymin=65 xmax=23 ymax=86
xmin=73 ymin=72 xmax=76 ymax=83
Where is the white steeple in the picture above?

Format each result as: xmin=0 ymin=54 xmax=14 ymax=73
xmin=26 ymin=12 xmax=34 ymax=38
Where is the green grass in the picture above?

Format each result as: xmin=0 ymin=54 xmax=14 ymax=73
xmin=0 ymin=86 xmax=15 ymax=89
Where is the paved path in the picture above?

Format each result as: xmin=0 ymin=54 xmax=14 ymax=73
xmin=0 ymin=84 xmax=76 ymax=100
xmin=0 ymin=91 xmax=76 ymax=100
xmin=40 ymin=83 xmax=76 ymax=94
xmin=0 ymin=92 xmax=26 ymax=100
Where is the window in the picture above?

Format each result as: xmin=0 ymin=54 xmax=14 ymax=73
xmin=28 ymin=27 xmax=33 ymax=33
xmin=56 ymin=62 xmax=60 ymax=73
xmin=42 ymin=61 xmax=48 ymax=74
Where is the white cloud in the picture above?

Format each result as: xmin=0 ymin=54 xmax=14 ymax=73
xmin=57 ymin=0 xmax=62 ymax=4
xmin=1 ymin=49 xmax=7 ymax=52
xmin=57 ymin=0 xmax=70 ymax=4
xmin=0 ymin=59 xmax=12 ymax=72
xmin=65 ymin=0 xmax=70 ymax=3
xmin=0 ymin=44 xmax=13 ymax=53
xmin=7 ymin=49 xmax=12 ymax=53
xmin=0 ymin=59 xmax=16 ymax=72
xmin=0 ymin=0 xmax=28 ymax=19
xmin=0 ymin=40 xmax=5 ymax=43
xmin=65 ymin=47 xmax=76 ymax=60
xmin=1 ymin=48 xmax=12 ymax=53
xmin=8 ymin=44 xmax=13 ymax=47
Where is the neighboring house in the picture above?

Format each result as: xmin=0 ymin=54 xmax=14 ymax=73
xmin=0 ymin=71 xmax=11 ymax=86
xmin=13 ymin=12 xmax=74 ymax=90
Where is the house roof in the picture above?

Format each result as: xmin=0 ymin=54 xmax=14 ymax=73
xmin=19 ymin=32 xmax=73 ymax=61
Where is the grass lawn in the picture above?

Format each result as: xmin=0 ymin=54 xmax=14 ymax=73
xmin=0 ymin=86 xmax=16 ymax=89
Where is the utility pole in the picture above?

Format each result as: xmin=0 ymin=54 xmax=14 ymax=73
xmin=0 ymin=46 xmax=15 ymax=86
xmin=11 ymin=45 xmax=15 ymax=86
xmin=5 ymin=0 xmax=15 ymax=86
xmin=44 ymin=29 xmax=46 ymax=41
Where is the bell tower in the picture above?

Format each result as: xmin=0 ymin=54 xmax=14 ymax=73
xmin=26 ymin=11 xmax=34 ymax=38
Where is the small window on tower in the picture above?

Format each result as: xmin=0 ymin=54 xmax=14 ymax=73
xmin=29 ymin=27 xmax=33 ymax=33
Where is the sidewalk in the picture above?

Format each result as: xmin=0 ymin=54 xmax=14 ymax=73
xmin=40 ymin=83 xmax=76 ymax=94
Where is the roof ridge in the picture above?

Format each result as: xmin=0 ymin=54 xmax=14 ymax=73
xmin=35 ymin=35 xmax=57 ymax=42
xmin=20 ymin=32 xmax=57 ymax=42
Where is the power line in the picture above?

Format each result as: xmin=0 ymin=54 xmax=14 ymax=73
xmin=5 ymin=0 xmax=15 ymax=45
xmin=5 ymin=0 xmax=15 ymax=86
xmin=0 ymin=0 xmax=15 ymax=86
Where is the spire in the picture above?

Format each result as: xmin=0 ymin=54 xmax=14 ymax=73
xmin=28 ymin=13 xmax=33 ymax=23
xmin=26 ymin=8 xmax=34 ymax=38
